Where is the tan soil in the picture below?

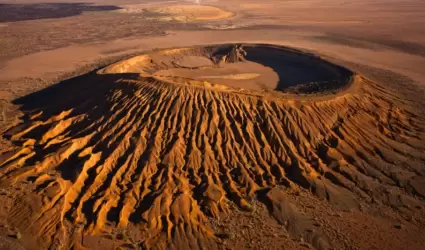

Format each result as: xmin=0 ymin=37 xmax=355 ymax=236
xmin=1 ymin=1 xmax=425 ymax=250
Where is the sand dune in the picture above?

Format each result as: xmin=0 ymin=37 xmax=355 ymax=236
xmin=117 ymin=5 xmax=234 ymax=22
xmin=1 ymin=44 xmax=424 ymax=249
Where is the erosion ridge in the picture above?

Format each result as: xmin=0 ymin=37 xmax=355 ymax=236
xmin=1 ymin=44 xmax=425 ymax=249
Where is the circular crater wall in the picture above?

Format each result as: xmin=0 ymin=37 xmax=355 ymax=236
xmin=101 ymin=44 xmax=354 ymax=95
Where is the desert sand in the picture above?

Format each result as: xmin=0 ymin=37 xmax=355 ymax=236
xmin=1 ymin=1 xmax=425 ymax=250
xmin=117 ymin=4 xmax=234 ymax=22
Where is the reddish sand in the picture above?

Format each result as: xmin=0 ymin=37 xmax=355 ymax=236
xmin=1 ymin=1 xmax=425 ymax=250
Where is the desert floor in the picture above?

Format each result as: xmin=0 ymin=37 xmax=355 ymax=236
xmin=1 ymin=0 xmax=425 ymax=249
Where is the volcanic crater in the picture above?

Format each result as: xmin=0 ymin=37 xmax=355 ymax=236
xmin=1 ymin=44 xmax=425 ymax=250
xmin=100 ymin=44 xmax=354 ymax=95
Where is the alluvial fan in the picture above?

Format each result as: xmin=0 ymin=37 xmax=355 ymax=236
xmin=1 ymin=44 xmax=425 ymax=249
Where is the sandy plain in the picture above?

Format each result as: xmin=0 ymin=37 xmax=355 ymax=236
xmin=0 ymin=0 xmax=425 ymax=249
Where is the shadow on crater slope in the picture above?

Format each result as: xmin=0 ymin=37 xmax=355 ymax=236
xmin=211 ymin=44 xmax=353 ymax=93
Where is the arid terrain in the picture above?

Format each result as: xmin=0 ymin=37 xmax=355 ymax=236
xmin=1 ymin=0 xmax=425 ymax=249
